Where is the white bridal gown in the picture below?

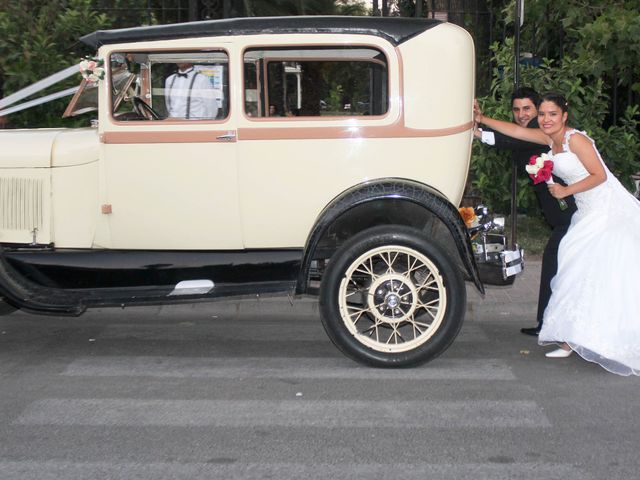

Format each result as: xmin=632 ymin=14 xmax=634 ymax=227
xmin=539 ymin=129 xmax=640 ymax=376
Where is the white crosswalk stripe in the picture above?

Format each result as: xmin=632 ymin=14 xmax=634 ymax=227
xmin=15 ymin=398 xmax=549 ymax=428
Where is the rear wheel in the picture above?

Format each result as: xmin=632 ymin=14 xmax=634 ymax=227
xmin=319 ymin=226 xmax=466 ymax=367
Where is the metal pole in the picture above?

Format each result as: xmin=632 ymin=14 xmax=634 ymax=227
xmin=188 ymin=0 xmax=198 ymax=21
xmin=514 ymin=0 xmax=522 ymax=90
xmin=511 ymin=0 xmax=523 ymax=249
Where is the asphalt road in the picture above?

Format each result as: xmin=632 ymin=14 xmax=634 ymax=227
xmin=1 ymin=264 xmax=638 ymax=480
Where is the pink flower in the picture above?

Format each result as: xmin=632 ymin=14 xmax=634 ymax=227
xmin=79 ymin=57 xmax=105 ymax=83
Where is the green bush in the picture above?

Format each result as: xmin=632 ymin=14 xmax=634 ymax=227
xmin=0 ymin=0 xmax=113 ymax=128
xmin=471 ymin=38 xmax=640 ymax=216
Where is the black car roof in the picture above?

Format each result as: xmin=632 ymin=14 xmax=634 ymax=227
xmin=80 ymin=15 xmax=442 ymax=49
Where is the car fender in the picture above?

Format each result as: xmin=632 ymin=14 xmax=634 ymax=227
xmin=297 ymin=178 xmax=483 ymax=295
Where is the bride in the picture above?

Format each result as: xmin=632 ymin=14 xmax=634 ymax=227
xmin=475 ymin=92 xmax=640 ymax=376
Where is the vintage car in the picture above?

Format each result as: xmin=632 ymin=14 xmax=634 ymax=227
xmin=0 ymin=16 xmax=522 ymax=367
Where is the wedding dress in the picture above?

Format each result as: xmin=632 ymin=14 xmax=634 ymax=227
xmin=539 ymin=129 xmax=640 ymax=376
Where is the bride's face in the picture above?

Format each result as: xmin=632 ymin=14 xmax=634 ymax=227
xmin=538 ymin=101 xmax=568 ymax=135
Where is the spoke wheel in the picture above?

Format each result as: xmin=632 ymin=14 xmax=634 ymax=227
xmin=339 ymin=245 xmax=446 ymax=353
xmin=320 ymin=226 xmax=465 ymax=367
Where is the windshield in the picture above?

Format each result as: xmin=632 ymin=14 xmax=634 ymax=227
xmin=63 ymin=55 xmax=135 ymax=118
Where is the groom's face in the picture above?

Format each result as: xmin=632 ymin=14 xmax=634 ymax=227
xmin=511 ymin=98 xmax=538 ymax=127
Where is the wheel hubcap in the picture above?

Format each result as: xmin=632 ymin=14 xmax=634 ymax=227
xmin=369 ymin=274 xmax=418 ymax=324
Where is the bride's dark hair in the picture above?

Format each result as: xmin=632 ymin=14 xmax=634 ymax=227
xmin=540 ymin=92 xmax=569 ymax=113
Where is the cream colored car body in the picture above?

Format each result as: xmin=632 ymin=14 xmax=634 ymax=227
xmin=1 ymin=23 xmax=474 ymax=250
xmin=0 ymin=17 xmax=482 ymax=367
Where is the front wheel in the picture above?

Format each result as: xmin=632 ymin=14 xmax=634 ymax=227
xmin=319 ymin=226 xmax=466 ymax=367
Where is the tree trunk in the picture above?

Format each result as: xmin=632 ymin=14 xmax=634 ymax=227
xmin=447 ymin=0 xmax=465 ymax=26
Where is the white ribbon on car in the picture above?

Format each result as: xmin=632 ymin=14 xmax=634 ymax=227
xmin=0 ymin=64 xmax=80 ymax=117
xmin=0 ymin=87 xmax=79 ymax=117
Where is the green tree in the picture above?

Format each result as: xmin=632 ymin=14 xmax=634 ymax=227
xmin=496 ymin=0 xmax=640 ymax=121
xmin=0 ymin=0 xmax=110 ymax=128
xmin=471 ymin=1 xmax=640 ymax=214
xmin=0 ymin=0 xmax=172 ymax=128
xmin=241 ymin=0 xmax=368 ymax=16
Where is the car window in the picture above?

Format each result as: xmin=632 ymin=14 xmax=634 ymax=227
xmin=109 ymin=51 xmax=229 ymax=121
xmin=243 ymin=46 xmax=388 ymax=118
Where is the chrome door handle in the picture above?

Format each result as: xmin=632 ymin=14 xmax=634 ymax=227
xmin=216 ymin=132 xmax=236 ymax=141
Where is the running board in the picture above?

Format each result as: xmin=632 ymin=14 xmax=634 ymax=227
xmin=0 ymin=248 xmax=296 ymax=315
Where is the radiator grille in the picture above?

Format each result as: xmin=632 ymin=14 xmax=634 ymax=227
xmin=0 ymin=177 xmax=44 ymax=231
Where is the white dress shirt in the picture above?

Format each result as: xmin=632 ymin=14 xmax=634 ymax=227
xmin=477 ymin=128 xmax=496 ymax=145
xmin=164 ymin=68 xmax=218 ymax=120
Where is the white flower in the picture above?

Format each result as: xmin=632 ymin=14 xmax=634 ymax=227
xmin=526 ymin=152 xmax=551 ymax=175
xmin=537 ymin=152 xmax=551 ymax=166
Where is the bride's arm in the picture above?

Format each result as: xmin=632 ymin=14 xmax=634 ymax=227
xmin=474 ymin=101 xmax=548 ymax=145
xmin=547 ymin=134 xmax=607 ymax=199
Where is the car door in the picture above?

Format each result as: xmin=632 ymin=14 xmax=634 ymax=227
xmin=236 ymin=38 xmax=400 ymax=249
xmin=98 ymin=47 xmax=242 ymax=250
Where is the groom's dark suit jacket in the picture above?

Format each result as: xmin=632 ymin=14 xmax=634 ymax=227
xmin=485 ymin=118 xmax=577 ymax=326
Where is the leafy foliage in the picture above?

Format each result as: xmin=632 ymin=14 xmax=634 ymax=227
xmin=0 ymin=0 xmax=112 ymax=128
xmin=241 ymin=0 xmax=368 ymax=16
xmin=471 ymin=1 xmax=640 ymax=215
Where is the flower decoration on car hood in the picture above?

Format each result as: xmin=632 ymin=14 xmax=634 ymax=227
xmin=79 ymin=56 xmax=105 ymax=83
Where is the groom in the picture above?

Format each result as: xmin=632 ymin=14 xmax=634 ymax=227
xmin=475 ymin=87 xmax=577 ymax=336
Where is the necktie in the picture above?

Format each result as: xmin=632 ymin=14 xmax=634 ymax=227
xmin=176 ymin=68 xmax=194 ymax=78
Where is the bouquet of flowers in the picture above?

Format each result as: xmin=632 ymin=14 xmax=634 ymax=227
xmin=79 ymin=56 xmax=105 ymax=83
xmin=526 ymin=153 xmax=568 ymax=210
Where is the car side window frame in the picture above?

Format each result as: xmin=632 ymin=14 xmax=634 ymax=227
xmin=106 ymin=48 xmax=232 ymax=125
xmin=242 ymin=44 xmax=390 ymax=121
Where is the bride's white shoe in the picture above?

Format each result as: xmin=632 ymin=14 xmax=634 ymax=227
xmin=545 ymin=347 xmax=573 ymax=358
